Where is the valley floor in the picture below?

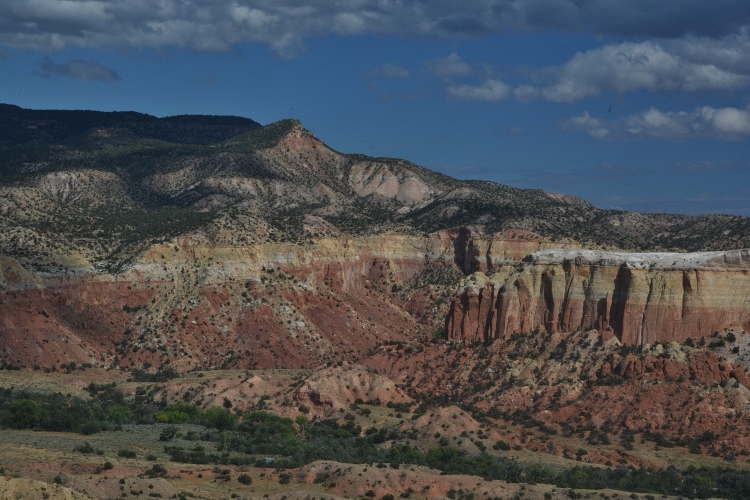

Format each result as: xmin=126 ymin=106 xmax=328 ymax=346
xmin=1 ymin=367 xmax=749 ymax=499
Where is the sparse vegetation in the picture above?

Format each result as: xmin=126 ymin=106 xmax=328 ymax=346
xmin=2 ymin=105 xmax=750 ymax=500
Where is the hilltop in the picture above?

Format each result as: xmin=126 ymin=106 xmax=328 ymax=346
xmin=1 ymin=104 xmax=749 ymax=276
xmin=1 ymin=103 xmax=749 ymax=369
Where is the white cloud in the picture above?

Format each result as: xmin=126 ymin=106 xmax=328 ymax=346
xmin=447 ymin=79 xmax=511 ymax=102
xmin=560 ymin=112 xmax=611 ymax=139
xmin=369 ymin=63 xmax=410 ymax=79
xmin=520 ymin=34 xmax=750 ymax=102
xmin=513 ymin=85 xmax=541 ymax=102
xmin=560 ymin=105 xmax=750 ymax=141
xmin=332 ymin=12 xmax=368 ymax=35
xmin=0 ymin=1 xmax=748 ymax=56
xmin=709 ymin=106 xmax=750 ymax=135
xmin=423 ymin=53 xmax=473 ymax=79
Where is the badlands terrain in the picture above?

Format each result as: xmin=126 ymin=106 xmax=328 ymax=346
xmin=1 ymin=104 xmax=750 ymax=499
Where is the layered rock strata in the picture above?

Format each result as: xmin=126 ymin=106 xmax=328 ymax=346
xmin=0 ymin=228 xmax=563 ymax=370
xmin=446 ymin=249 xmax=750 ymax=345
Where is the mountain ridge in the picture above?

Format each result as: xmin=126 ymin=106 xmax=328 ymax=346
xmin=2 ymin=103 xmax=749 ymax=278
xmin=0 ymin=103 xmax=261 ymax=146
xmin=0 ymin=104 xmax=749 ymax=374
xmin=2 ymin=105 xmax=750 ymax=478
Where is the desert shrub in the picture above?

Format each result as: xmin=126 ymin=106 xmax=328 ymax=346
xmin=159 ymin=425 xmax=180 ymax=441
xmin=73 ymin=442 xmax=95 ymax=454
xmin=143 ymin=464 xmax=167 ymax=478
xmin=79 ymin=421 xmax=105 ymax=435
xmin=493 ymin=440 xmax=511 ymax=451
xmin=215 ymin=468 xmax=231 ymax=481
xmin=129 ymin=368 xmax=179 ymax=383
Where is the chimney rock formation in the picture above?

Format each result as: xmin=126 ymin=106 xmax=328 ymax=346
xmin=446 ymin=249 xmax=750 ymax=345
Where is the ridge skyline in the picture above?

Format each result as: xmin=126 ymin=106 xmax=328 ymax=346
xmin=2 ymin=101 xmax=747 ymax=221
xmin=1 ymin=103 xmax=749 ymax=282
xmin=3 ymin=3 xmax=749 ymax=218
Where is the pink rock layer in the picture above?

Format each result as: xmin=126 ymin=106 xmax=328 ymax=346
xmin=0 ymin=228 xmax=564 ymax=370
xmin=446 ymin=249 xmax=750 ymax=345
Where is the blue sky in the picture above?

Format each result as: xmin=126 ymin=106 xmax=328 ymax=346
xmin=1 ymin=1 xmax=749 ymax=216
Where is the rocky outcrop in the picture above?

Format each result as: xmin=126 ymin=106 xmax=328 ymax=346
xmin=36 ymin=169 xmax=133 ymax=208
xmin=446 ymin=249 xmax=750 ymax=345
xmin=0 ymin=255 xmax=42 ymax=290
xmin=598 ymin=348 xmax=750 ymax=387
xmin=0 ymin=477 xmax=90 ymax=500
xmin=0 ymin=227 xmax=564 ymax=370
xmin=349 ymin=161 xmax=433 ymax=205
xmin=451 ymin=227 xmax=580 ymax=274
xmin=294 ymin=362 xmax=411 ymax=416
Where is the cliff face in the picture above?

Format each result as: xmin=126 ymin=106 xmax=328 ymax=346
xmin=446 ymin=249 xmax=750 ymax=345
xmin=451 ymin=228 xmax=580 ymax=274
xmin=0 ymin=229 xmax=560 ymax=370
xmin=3 ymin=105 xmax=750 ymax=371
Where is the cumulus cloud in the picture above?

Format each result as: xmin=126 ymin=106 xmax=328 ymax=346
xmin=368 ymin=63 xmax=410 ymax=79
xmin=560 ymin=105 xmax=750 ymax=141
xmin=518 ymin=33 xmax=750 ymax=102
xmin=0 ymin=1 xmax=485 ymax=55
xmin=5 ymin=1 xmax=744 ymax=56
xmin=9 ymin=2 xmax=750 ymax=52
xmin=423 ymin=53 xmax=473 ymax=79
xmin=447 ymin=79 xmax=511 ymax=102
xmin=38 ymin=57 xmax=120 ymax=82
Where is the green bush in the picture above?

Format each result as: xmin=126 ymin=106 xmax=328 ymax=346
xmin=202 ymin=407 xmax=235 ymax=430
xmin=73 ymin=442 xmax=95 ymax=454
xmin=159 ymin=425 xmax=180 ymax=441
xmin=493 ymin=440 xmax=511 ymax=451
xmin=143 ymin=464 xmax=167 ymax=478
xmin=79 ymin=421 xmax=105 ymax=435
xmin=8 ymin=399 xmax=48 ymax=429
xmin=106 ymin=406 xmax=132 ymax=424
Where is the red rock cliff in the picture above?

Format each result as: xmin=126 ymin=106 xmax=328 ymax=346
xmin=0 ymin=228 xmax=566 ymax=370
xmin=446 ymin=249 xmax=750 ymax=345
